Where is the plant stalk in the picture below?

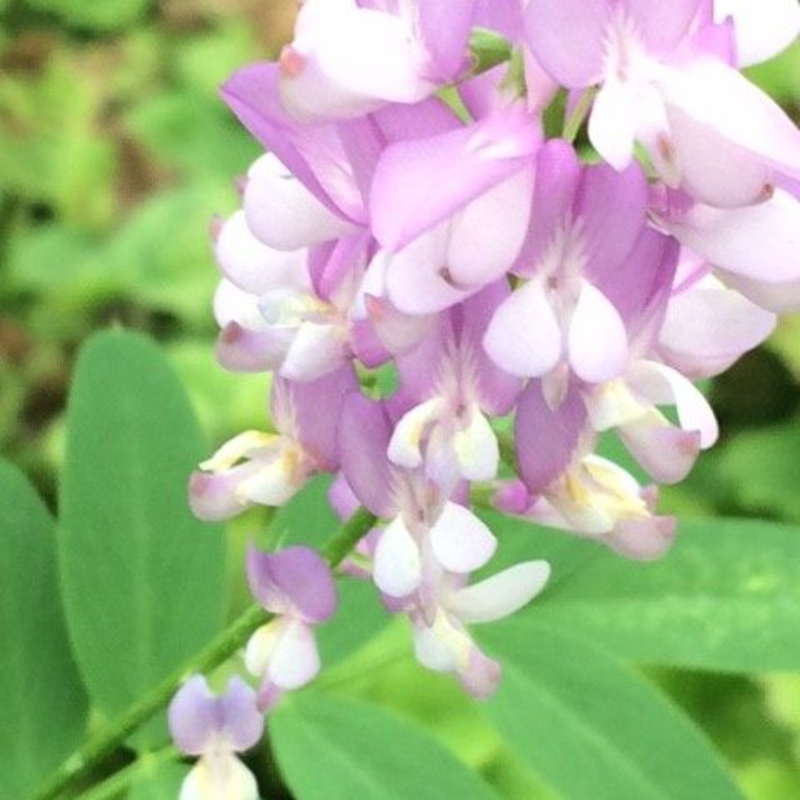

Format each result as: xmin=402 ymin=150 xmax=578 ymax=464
xmin=28 ymin=507 xmax=377 ymax=800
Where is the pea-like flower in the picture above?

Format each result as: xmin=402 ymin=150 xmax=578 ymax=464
xmin=168 ymin=675 xmax=264 ymax=800
xmin=244 ymin=545 xmax=337 ymax=711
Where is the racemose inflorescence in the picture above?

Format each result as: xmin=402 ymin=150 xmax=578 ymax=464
xmin=169 ymin=2 xmax=800 ymax=797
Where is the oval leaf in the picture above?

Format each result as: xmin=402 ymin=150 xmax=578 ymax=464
xmin=0 ymin=460 xmax=88 ymax=796
xmin=271 ymin=693 xmax=503 ymax=800
xmin=128 ymin=760 xmax=189 ymax=800
xmin=60 ymin=331 xmax=226 ymax=746
xmin=480 ymin=622 xmax=746 ymax=800
xmin=528 ymin=517 xmax=800 ymax=671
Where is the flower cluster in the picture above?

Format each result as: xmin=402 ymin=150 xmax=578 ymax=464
xmin=171 ymin=1 xmax=800 ymax=796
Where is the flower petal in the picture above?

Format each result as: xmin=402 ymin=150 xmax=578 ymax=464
xmin=215 ymin=322 xmax=292 ymax=374
xmin=627 ymin=361 xmax=719 ymax=448
xmin=618 ymin=413 xmax=701 ymax=484
xmin=179 ymin=756 xmax=259 ymax=800
xmin=523 ymin=0 xmax=610 ymax=87
xmin=275 ymin=367 xmax=357 ymax=471
xmin=414 ymin=631 xmax=457 ymax=677
xmin=459 ymin=646 xmax=502 ymax=699
xmin=483 ymin=280 xmax=562 ymax=378
xmin=515 ymin=379 xmax=587 ymax=494
xmin=623 ymin=0 xmax=705 ymax=54
xmin=715 ymin=0 xmax=800 ymax=66
xmin=218 ymin=677 xmax=265 ymax=752
xmin=448 ymin=167 xmax=535 ymax=287
xmin=448 ymin=561 xmax=551 ymax=624
xmin=453 ymin=410 xmax=500 ymax=483
xmin=429 ymin=502 xmax=497 ymax=574
xmin=659 ymin=277 xmax=776 ymax=378
xmin=605 ymin=513 xmax=677 ymax=561
xmin=282 ymin=1 xmax=434 ymax=121
xmin=215 ymin=211 xmax=309 ymax=295
xmin=268 ymin=619 xmax=321 ymax=690
xmin=384 ymin=227 xmax=474 ymax=315
xmin=660 ymin=60 xmax=800 ymax=204
xmin=244 ymin=153 xmax=355 ymax=250
xmin=588 ymin=80 xmax=637 ymax=171
xmin=246 ymin=545 xmax=337 ymax=622
xmin=279 ymin=322 xmax=346 ymax=382
xmin=567 ymin=281 xmax=628 ymax=383
xmin=168 ymin=676 xmax=217 ymax=756
xmin=370 ymin=107 xmax=540 ymax=252
xmin=388 ymin=398 xmax=447 ymax=470
xmin=373 ymin=515 xmax=422 ymax=597
xmin=339 ymin=394 xmax=396 ymax=518
xmin=664 ymin=189 xmax=800 ymax=284
xmin=519 ymin=140 xmax=582 ymax=276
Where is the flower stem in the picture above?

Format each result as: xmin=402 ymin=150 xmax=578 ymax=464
xmin=28 ymin=507 xmax=377 ymax=800
xmin=563 ymin=87 xmax=598 ymax=144
xmin=75 ymin=746 xmax=179 ymax=800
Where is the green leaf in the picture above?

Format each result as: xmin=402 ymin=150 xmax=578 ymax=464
xmin=24 ymin=0 xmax=151 ymax=30
xmin=0 ymin=460 xmax=88 ymax=796
xmin=716 ymin=419 xmax=800 ymax=521
xmin=128 ymin=760 xmax=188 ymax=800
xmin=317 ymin=577 xmax=389 ymax=669
xmin=127 ymin=93 xmax=259 ymax=182
xmin=0 ymin=55 xmax=117 ymax=229
xmin=60 ymin=331 xmax=226 ymax=747
xmin=271 ymin=693 xmax=504 ymax=800
xmin=469 ymin=28 xmax=513 ymax=74
xmin=480 ymin=623 xmax=746 ymax=800
xmin=476 ymin=509 xmax=600 ymax=586
xmin=270 ymin=475 xmax=340 ymax=551
xmin=101 ymin=185 xmax=234 ymax=325
xmin=525 ymin=517 xmax=800 ymax=672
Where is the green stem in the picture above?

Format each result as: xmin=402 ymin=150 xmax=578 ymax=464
xmin=75 ymin=746 xmax=179 ymax=800
xmin=563 ymin=87 xmax=598 ymax=144
xmin=497 ymin=429 xmax=517 ymax=473
xmin=469 ymin=28 xmax=513 ymax=76
xmin=28 ymin=507 xmax=377 ymax=800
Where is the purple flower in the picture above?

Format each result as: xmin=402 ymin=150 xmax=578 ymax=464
xmin=513 ymin=380 xmax=677 ymax=559
xmin=656 ymin=253 xmax=776 ymax=379
xmin=189 ymin=367 xmax=356 ymax=521
xmin=192 ymin=0 xmax=800 ymax=699
xmin=275 ymin=0 xmax=478 ymax=122
xmin=654 ymin=186 xmax=800 ymax=313
xmin=168 ymin=675 xmax=263 ymax=800
xmin=483 ymin=142 xmax=672 ymax=390
xmin=339 ymin=393 xmax=550 ymax=695
xmin=524 ymin=0 xmax=800 ymax=206
xmin=713 ymin=0 xmax=800 ymax=67
xmin=410 ymin=559 xmax=550 ymax=698
xmin=244 ymin=545 xmax=337 ymax=711
xmin=387 ymin=282 xmax=522 ymax=493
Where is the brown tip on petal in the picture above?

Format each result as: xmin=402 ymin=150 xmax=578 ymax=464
xmin=656 ymin=133 xmax=676 ymax=166
xmin=678 ymin=430 xmax=702 ymax=458
xmin=438 ymin=265 xmax=469 ymax=290
xmin=364 ymin=294 xmax=388 ymax=321
xmin=189 ymin=471 xmax=211 ymax=498
xmin=279 ymin=46 xmax=306 ymax=79
xmin=640 ymin=484 xmax=659 ymax=511
xmin=659 ymin=515 xmax=678 ymax=541
xmin=759 ymin=182 xmax=775 ymax=202
xmin=209 ymin=215 xmax=224 ymax=242
xmin=220 ymin=322 xmax=245 ymax=345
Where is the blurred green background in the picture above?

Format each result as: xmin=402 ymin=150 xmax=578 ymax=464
xmin=1 ymin=2 xmax=799 ymax=798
